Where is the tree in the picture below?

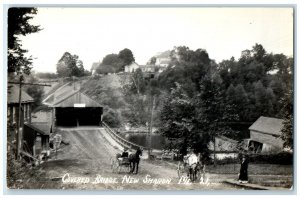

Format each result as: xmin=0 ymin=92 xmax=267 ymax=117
xmin=160 ymin=83 xmax=197 ymax=155
xmin=24 ymin=74 xmax=45 ymax=109
xmin=8 ymin=8 xmax=41 ymax=75
xmin=280 ymin=89 xmax=293 ymax=149
xmin=118 ymin=48 xmax=135 ymax=67
xmin=96 ymin=54 xmax=123 ymax=74
xmin=56 ymin=52 xmax=85 ymax=77
xmin=149 ymin=57 xmax=157 ymax=65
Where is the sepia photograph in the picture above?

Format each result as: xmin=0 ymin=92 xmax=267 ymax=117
xmin=5 ymin=5 xmax=294 ymax=192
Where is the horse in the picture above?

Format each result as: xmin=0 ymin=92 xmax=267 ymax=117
xmin=184 ymin=153 xmax=203 ymax=182
xmin=128 ymin=147 xmax=143 ymax=174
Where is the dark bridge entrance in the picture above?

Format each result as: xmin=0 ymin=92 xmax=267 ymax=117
xmin=56 ymin=107 xmax=103 ymax=127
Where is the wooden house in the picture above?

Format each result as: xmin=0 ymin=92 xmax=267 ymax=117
xmin=7 ymin=85 xmax=34 ymax=143
xmin=23 ymin=122 xmax=51 ymax=160
xmin=247 ymin=116 xmax=284 ymax=153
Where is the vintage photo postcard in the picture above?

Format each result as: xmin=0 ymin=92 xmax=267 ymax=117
xmin=5 ymin=6 xmax=294 ymax=192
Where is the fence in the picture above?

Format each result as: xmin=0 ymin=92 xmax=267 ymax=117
xmin=102 ymin=121 xmax=144 ymax=150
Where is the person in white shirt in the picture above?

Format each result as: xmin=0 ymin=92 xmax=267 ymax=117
xmin=187 ymin=151 xmax=198 ymax=167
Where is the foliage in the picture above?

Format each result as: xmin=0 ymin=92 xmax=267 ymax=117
xmin=24 ymin=74 xmax=45 ymax=109
xmin=280 ymin=89 xmax=293 ymax=149
xmin=158 ymin=44 xmax=292 ymax=156
xmin=56 ymin=52 xmax=85 ymax=77
xmin=248 ymin=152 xmax=293 ymax=164
xmin=102 ymin=108 xmax=121 ymax=128
xmin=36 ymin=72 xmax=58 ymax=79
xmin=95 ymin=49 xmax=135 ymax=74
xmin=149 ymin=57 xmax=157 ymax=65
xmin=8 ymin=8 xmax=41 ymax=75
xmin=118 ymin=48 xmax=135 ymax=67
xmin=96 ymin=54 xmax=123 ymax=74
xmin=218 ymin=43 xmax=292 ymax=122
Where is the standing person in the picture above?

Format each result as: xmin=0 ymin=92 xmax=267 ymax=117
xmin=187 ymin=150 xmax=198 ymax=182
xmin=239 ymin=155 xmax=249 ymax=183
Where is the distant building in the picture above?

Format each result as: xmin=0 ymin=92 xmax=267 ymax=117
xmin=208 ymin=136 xmax=239 ymax=160
xmin=155 ymin=57 xmax=171 ymax=67
xmin=246 ymin=116 xmax=284 ymax=153
xmin=139 ymin=65 xmax=156 ymax=73
xmin=124 ymin=62 xmax=140 ymax=73
xmin=91 ymin=62 xmax=100 ymax=75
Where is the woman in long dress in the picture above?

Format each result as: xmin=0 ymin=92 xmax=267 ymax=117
xmin=239 ymin=155 xmax=249 ymax=183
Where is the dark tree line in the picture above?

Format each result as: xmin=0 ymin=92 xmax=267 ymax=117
xmin=156 ymin=44 xmax=293 ymax=154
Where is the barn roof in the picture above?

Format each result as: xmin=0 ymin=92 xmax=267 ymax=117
xmin=249 ymin=116 xmax=284 ymax=136
xmin=7 ymin=85 xmax=34 ymax=104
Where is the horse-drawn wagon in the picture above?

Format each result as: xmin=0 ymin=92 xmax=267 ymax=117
xmin=177 ymin=153 xmax=206 ymax=182
xmin=110 ymin=156 xmax=131 ymax=173
xmin=110 ymin=147 xmax=143 ymax=174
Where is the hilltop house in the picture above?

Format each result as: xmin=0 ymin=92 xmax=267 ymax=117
xmin=91 ymin=62 xmax=100 ymax=75
xmin=155 ymin=57 xmax=171 ymax=67
xmin=124 ymin=62 xmax=140 ymax=73
xmin=246 ymin=116 xmax=284 ymax=153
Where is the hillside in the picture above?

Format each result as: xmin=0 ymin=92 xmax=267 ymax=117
xmin=79 ymin=74 xmax=134 ymax=127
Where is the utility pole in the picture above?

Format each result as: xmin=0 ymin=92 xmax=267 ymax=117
xmin=8 ymin=77 xmax=51 ymax=160
xmin=148 ymin=96 xmax=155 ymax=159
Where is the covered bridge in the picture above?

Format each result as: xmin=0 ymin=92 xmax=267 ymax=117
xmin=43 ymin=81 xmax=103 ymax=127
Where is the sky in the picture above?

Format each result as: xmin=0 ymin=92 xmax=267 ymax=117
xmin=18 ymin=7 xmax=294 ymax=73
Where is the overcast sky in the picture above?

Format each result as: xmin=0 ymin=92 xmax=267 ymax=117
xmin=18 ymin=7 xmax=293 ymax=73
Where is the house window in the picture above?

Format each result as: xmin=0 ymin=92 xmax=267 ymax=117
xmin=24 ymin=104 xmax=27 ymax=121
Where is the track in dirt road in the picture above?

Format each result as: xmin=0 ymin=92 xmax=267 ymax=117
xmin=39 ymin=128 xmax=239 ymax=190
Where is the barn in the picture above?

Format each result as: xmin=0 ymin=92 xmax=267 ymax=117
xmin=247 ymin=116 xmax=284 ymax=153
xmin=43 ymin=81 xmax=103 ymax=128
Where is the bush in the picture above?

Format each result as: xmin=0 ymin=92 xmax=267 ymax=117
xmin=248 ymin=152 xmax=293 ymax=165
xmin=103 ymin=108 xmax=122 ymax=128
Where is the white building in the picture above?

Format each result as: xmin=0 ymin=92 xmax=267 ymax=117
xmin=124 ymin=62 xmax=140 ymax=73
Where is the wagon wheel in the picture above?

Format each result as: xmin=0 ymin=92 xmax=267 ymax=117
xmin=110 ymin=157 xmax=115 ymax=172
xmin=111 ymin=158 xmax=118 ymax=173
xmin=127 ymin=162 xmax=132 ymax=173
xmin=117 ymin=162 xmax=122 ymax=174
xmin=177 ymin=161 xmax=185 ymax=179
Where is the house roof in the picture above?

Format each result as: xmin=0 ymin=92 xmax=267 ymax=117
xmin=7 ymin=85 xmax=34 ymax=104
xmin=125 ymin=62 xmax=139 ymax=67
xmin=25 ymin=122 xmax=51 ymax=136
xmin=249 ymin=116 xmax=284 ymax=136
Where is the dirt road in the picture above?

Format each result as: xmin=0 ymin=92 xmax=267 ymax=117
xmin=38 ymin=128 xmax=239 ymax=190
